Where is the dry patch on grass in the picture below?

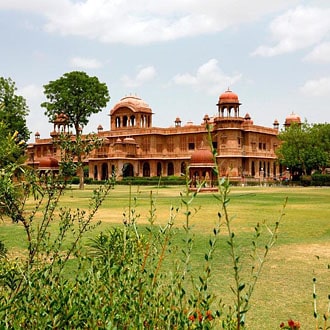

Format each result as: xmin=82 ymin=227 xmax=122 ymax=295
xmin=273 ymin=243 xmax=330 ymax=261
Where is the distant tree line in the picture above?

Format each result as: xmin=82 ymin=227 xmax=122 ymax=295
xmin=276 ymin=122 xmax=330 ymax=177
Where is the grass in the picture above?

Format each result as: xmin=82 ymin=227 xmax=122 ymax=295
xmin=1 ymin=184 xmax=329 ymax=329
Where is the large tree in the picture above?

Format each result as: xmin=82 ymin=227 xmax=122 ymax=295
xmin=276 ymin=122 xmax=329 ymax=176
xmin=41 ymin=71 xmax=110 ymax=188
xmin=0 ymin=77 xmax=30 ymax=143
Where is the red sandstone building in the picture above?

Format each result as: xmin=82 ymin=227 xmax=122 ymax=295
xmin=27 ymin=90 xmax=299 ymax=184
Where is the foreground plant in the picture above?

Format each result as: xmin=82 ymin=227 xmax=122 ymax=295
xmin=313 ymin=267 xmax=330 ymax=330
xmin=0 ymin=148 xmax=289 ymax=329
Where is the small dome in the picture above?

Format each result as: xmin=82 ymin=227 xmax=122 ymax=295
xmin=53 ymin=113 xmax=68 ymax=124
xmin=110 ymin=95 xmax=152 ymax=115
xmin=203 ymin=114 xmax=210 ymax=121
xmin=38 ymin=157 xmax=59 ymax=170
xmin=218 ymin=89 xmax=240 ymax=104
xmin=123 ymin=137 xmax=136 ymax=144
xmin=285 ymin=112 xmax=301 ymax=126
xmin=190 ymin=146 xmax=214 ymax=165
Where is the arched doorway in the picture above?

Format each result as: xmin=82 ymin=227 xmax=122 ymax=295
xmin=157 ymin=162 xmax=162 ymax=176
xmin=101 ymin=163 xmax=108 ymax=180
xmin=143 ymin=162 xmax=150 ymax=177
xmin=123 ymin=163 xmax=134 ymax=177
xmin=167 ymin=162 xmax=174 ymax=176
xmin=181 ymin=162 xmax=186 ymax=175
xmin=94 ymin=165 xmax=98 ymax=180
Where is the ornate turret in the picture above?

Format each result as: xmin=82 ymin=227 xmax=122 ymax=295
xmin=217 ymin=89 xmax=241 ymax=118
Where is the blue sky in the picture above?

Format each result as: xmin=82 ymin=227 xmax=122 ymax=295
xmin=0 ymin=0 xmax=329 ymax=141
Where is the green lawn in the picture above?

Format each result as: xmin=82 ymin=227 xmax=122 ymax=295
xmin=1 ymin=184 xmax=329 ymax=329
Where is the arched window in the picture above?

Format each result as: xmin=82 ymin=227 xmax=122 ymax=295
xmin=116 ymin=117 xmax=121 ymax=128
xmin=143 ymin=162 xmax=150 ymax=177
xmin=167 ymin=162 xmax=174 ymax=176
xmin=251 ymin=161 xmax=255 ymax=177
xmin=123 ymin=115 xmax=128 ymax=127
xmin=130 ymin=115 xmax=135 ymax=127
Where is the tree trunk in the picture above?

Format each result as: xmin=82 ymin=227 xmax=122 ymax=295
xmin=78 ymin=164 xmax=84 ymax=190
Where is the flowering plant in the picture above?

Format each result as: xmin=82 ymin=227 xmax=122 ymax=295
xmin=280 ymin=319 xmax=301 ymax=329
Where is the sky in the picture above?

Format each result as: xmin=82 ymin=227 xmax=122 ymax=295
xmin=0 ymin=0 xmax=330 ymax=141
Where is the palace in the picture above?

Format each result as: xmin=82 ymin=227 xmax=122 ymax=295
xmin=26 ymin=90 xmax=300 ymax=184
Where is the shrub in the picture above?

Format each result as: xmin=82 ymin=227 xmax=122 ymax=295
xmin=0 ymin=145 xmax=290 ymax=329
xmin=311 ymin=173 xmax=330 ymax=186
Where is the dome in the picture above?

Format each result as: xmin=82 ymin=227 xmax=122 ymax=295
xmin=285 ymin=112 xmax=301 ymax=126
xmin=218 ymin=89 xmax=240 ymax=104
xmin=190 ymin=146 xmax=214 ymax=165
xmin=38 ymin=157 xmax=59 ymax=170
xmin=53 ymin=113 xmax=69 ymax=124
xmin=110 ymin=95 xmax=152 ymax=115
xmin=123 ymin=137 xmax=136 ymax=144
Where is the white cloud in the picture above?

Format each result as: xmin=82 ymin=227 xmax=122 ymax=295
xmin=303 ymin=42 xmax=330 ymax=63
xmin=70 ymin=57 xmax=102 ymax=69
xmin=19 ymin=83 xmax=43 ymax=102
xmin=173 ymin=59 xmax=242 ymax=95
xmin=18 ymin=84 xmax=52 ymax=137
xmin=0 ymin=0 xmax=298 ymax=45
xmin=300 ymin=77 xmax=330 ymax=96
xmin=121 ymin=66 xmax=156 ymax=87
xmin=252 ymin=6 xmax=330 ymax=57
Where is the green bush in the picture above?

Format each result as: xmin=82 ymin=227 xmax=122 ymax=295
xmin=300 ymin=174 xmax=330 ymax=186
xmin=311 ymin=173 xmax=330 ymax=186
xmin=118 ymin=176 xmax=186 ymax=186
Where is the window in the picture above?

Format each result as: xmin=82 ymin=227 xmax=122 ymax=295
xmin=188 ymin=143 xmax=195 ymax=150
xmin=168 ymin=144 xmax=174 ymax=152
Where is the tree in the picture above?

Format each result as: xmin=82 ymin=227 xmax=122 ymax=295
xmin=0 ymin=121 xmax=27 ymax=222
xmin=0 ymin=121 xmax=25 ymax=168
xmin=276 ymin=122 xmax=329 ymax=176
xmin=41 ymin=71 xmax=110 ymax=188
xmin=0 ymin=77 xmax=30 ymax=143
xmin=310 ymin=123 xmax=330 ymax=172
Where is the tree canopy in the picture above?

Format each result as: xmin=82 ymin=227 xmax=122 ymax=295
xmin=276 ymin=122 xmax=330 ymax=175
xmin=41 ymin=71 xmax=110 ymax=189
xmin=0 ymin=77 xmax=30 ymax=143
xmin=41 ymin=71 xmax=110 ymax=136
